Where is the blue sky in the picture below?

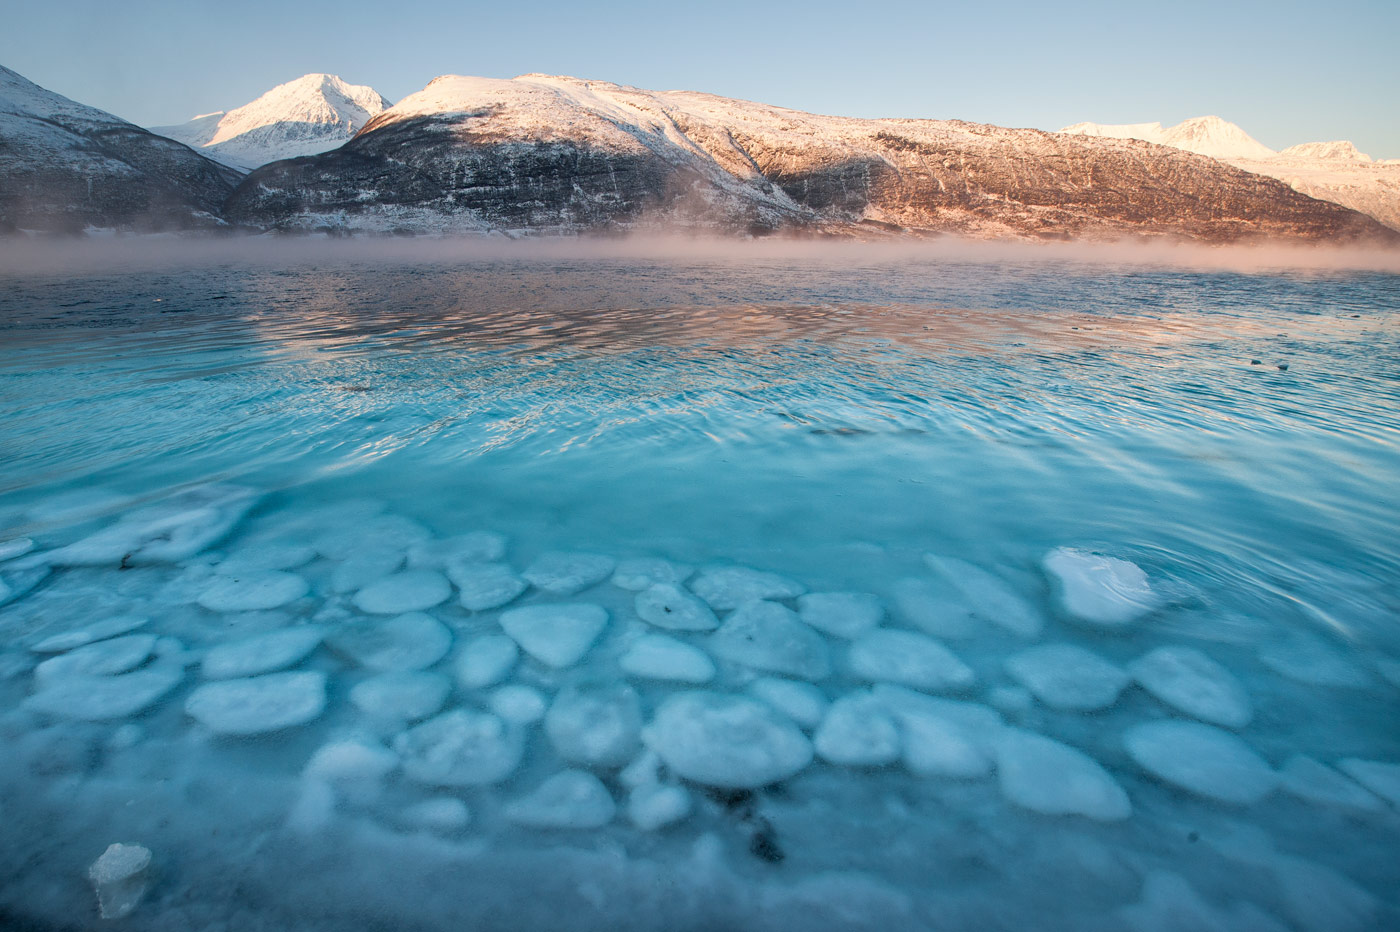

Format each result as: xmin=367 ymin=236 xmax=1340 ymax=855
xmin=4 ymin=0 xmax=1397 ymax=156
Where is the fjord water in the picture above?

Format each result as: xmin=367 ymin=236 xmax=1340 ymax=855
xmin=1 ymin=247 xmax=1397 ymax=930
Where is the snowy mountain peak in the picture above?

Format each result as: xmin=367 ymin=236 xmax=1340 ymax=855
xmin=1279 ymin=140 xmax=1372 ymax=162
xmin=1059 ymin=116 xmax=1275 ymax=161
xmin=150 ymin=73 xmax=391 ymax=171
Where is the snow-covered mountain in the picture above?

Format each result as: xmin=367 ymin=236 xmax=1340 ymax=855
xmin=225 ymin=73 xmax=1392 ymax=242
xmin=0 ymin=64 xmax=241 ymax=233
xmin=150 ymin=74 xmax=391 ymax=171
xmin=1061 ymin=117 xmax=1400 ymax=231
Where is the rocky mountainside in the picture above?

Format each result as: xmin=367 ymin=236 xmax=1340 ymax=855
xmin=0 ymin=65 xmax=243 ymax=233
xmin=151 ymin=74 xmax=391 ymax=171
xmin=1062 ymin=118 xmax=1400 ymax=231
xmin=225 ymin=75 xmax=1394 ymax=242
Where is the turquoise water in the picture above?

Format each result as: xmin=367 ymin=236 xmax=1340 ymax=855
xmin=0 ymin=252 xmax=1398 ymax=930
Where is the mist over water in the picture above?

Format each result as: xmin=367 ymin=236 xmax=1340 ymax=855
xmin=1 ymin=246 xmax=1398 ymax=930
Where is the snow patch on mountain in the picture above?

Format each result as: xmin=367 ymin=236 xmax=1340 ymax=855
xmin=151 ymin=74 xmax=391 ymax=171
xmin=1279 ymin=140 xmax=1372 ymax=162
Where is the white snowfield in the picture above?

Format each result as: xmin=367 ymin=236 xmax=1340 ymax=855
xmin=1061 ymin=116 xmax=1400 ymax=231
xmin=150 ymin=74 xmax=391 ymax=171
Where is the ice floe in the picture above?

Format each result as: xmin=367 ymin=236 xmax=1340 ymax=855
xmin=505 ymin=770 xmax=616 ymax=828
xmin=349 ymin=671 xmax=451 ymax=723
xmin=1336 ymin=758 xmax=1400 ymax=808
xmin=407 ymin=531 xmax=506 ymax=567
xmin=872 ymin=684 xmax=1002 ymax=778
xmin=0 ymin=537 xmax=34 ymax=561
xmin=813 ymin=692 xmax=901 ymax=766
xmin=796 ymin=591 xmax=884 ymax=639
xmin=185 ymin=671 xmax=327 ymax=735
xmin=1004 ymin=643 xmax=1128 ymax=711
xmin=690 ymin=566 xmax=806 ymax=610
xmin=303 ymin=737 xmax=398 ymax=801
xmin=924 ymin=555 xmax=1043 ymax=637
xmin=620 ymin=634 xmax=716 ymax=683
xmin=994 ymin=728 xmax=1131 ymax=820
xmin=445 ymin=562 xmax=527 ymax=611
xmin=217 ymin=541 xmax=316 ymax=575
xmin=399 ymin=797 xmax=471 ymax=833
xmin=31 ymin=615 xmax=149 ymax=654
xmin=1043 ymin=547 xmax=1157 ymax=627
xmin=41 ymin=484 xmax=257 ymax=567
xmin=545 ymin=681 xmax=643 ymax=769
xmin=627 ymin=782 xmax=692 ymax=830
xmin=1278 ymin=755 xmax=1385 ymax=812
xmin=1257 ymin=634 xmax=1371 ymax=689
xmin=88 ymin=843 xmax=152 ymax=920
xmin=25 ymin=665 xmax=184 ymax=720
xmin=1129 ymin=646 xmax=1253 ymax=729
xmin=328 ymin=612 xmax=453 ymax=672
xmin=34 ymin=634 xmax=156 ymax=682
xmin=520 ymin=551 xmax=615 ymax=595
xmin=643 ymin=691 xmax=814 ymax=788
xmin=1124 ymin=720 xmax=1276 ymax=804
xmin=197 ymin=570 xmax=309 ymax=612
xmin=634 ymin=582 xmax=720 ymax=631
xmin=745 ymin=677 xmax=829 ymax=729
xmin=708 ymin=599 xmax=831 ymax=680
xmin=313 ymin=514 xmax=429 ymax=560
xmin=499 ymin=603 xmax=608 ymax=667
xmin=612 ymin=557 xmax=693 ymax=591
xmin=889 ymin=577 xmax=978 ymax=639
xmin=847 ymin=629 xmax=974 ymax=692
xmin=200 ymin=626 xmax=325 ymax=679
xmin=488 ymin=683 xmax=546 ymax=724
xmin=352 ymin=569 xmax=452 ymax=614
xmin=393 ymin=709 xmax=524 ymax=786
xmin=329 ymin=547 xmax=404 ymax=594
xmin=452 ymin=634 xmax=520 ymax=688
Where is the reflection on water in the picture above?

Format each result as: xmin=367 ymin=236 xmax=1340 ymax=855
xmin=0 ymin=255 xmax=1398 ymax=931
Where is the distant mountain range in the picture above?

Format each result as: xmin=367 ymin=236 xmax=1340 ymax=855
xmin=1 ymin=64 xmax=1396 ymax=243
xmin=150 ymin=74 xmax=391 ymax=171
xmin=1062 ymin=117 xmax=1400 ymax=232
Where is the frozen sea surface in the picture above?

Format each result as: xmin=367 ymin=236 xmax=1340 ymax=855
xmin=1 ymin=251 xmax=1398 ymax=930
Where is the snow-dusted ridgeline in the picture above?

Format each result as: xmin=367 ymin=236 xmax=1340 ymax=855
xmin=150 ymin=74 xmax=391 ymax=172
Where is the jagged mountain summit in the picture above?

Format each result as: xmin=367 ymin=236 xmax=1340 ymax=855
xmin=225 ymin=73 xmax=1392 ymax=242
xmin=1061 ymin=117 xmax=1400 ymax=231
xmin=151 ymin=74 xmax=391 ymax=171
xmin=0 ymin=64 xmax=242 ymax=233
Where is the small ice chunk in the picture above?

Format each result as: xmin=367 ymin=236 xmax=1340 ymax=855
xmin=329 ymin=548 xmax=404 ymax=594
xmin=506 ymin=770 xmax=616 ymax=829
xmin=217 ymin=542 xmax=316 ymax=575
xmin=848 ymin=629 xmax=974 ymax=692
xmin=797 ymin=591 xmax=884 ymax=639
xmin=1124 ymin=721 xmax=1276 ymax=804
xmin=872 ymin=684 xmax=1002 ymax=778
xmin=1279 ymin=755 xmax=1385 ymax=812
xmin=34 ymin=634 xmax=156 ymax=683
xmin=499 ymin=603 xmax=608 ymax=668
xmin=1337 ymin=758 xmax=1400 ymax=808
xmin=303 ymin=738 xmax=398 ymax=801
xmin=924 ymin=555 xmax=1043 ymax=637
xmin=890 ymin=577 xmax=979 ymax=639
xmin=489 ymin=684 xmax=547 ymax=724
xmin=47 ymin=484 xmax=257 ymax=566
xmin=521 ymin=551 xmax=616 ymax=595
xmin=635 ymin=583 xmax=720 ymax=631
xmin=200 ymin=626 xmax=325 ymax=679
xmin=197 ymin=571 xmax=309 ymax=613
xmin=709 ymin=600 xmax=831 ymax=680
xmin=814 ymin=692 xmax=902 ymax=767
xmin=400 ymin=797 xmax=471 ymax=833
xmin=446 ymin=562 xmax=526 ymax=611
xmin=0 ymin=537 xmax=34 ymax=561
xmin=1005 ymin=644 xmax=1129 ymax=711
xmin=394 ymin=709 xmax=524 ymax=786
xmin=31 ymin=615 xmax=150 ymax=654
xmin=1258 ymin=635 xmax=1371 ymax=689
xmin=628 ymin=783 xmax=692 ymax=831
xmin=994 ymin=728 xmax=1131 ymax=820
xmin=286 ymin=778 xmax=336 ymax=834
xmin=690 ymin=566 xmax=806 ymax=610
xmin=25 ymin=665 xmax=184 ymax=720
xmin=453 ymin=634 xmax=519 ymax=688
xmin=1043 ymin=547 xmax=1157 ymax=627
xmin=185 ymin=671 xmax=327 ymax=735
xmin=314 ymin=514 xmax=430 ymax=560
xmin=545 ymin=681 xmax=643 ymax=769
xmin=329 ymin=612 xmax=453 ymax=672
xmin=620 ymin=634 xmax=716 ymax=683
xmin=612 ymin=557 xmax=693 ymax=591
xmin=643 ymin=691 xmax=813 ymax=788
xmin=987 ymin=685 xmax=1034 ymax=717
xmin=88 ymin=843 xmax=152 ymax=919
xmin=350 ymin=671 xmax=451 ymax=722
xmin=352 ymin=569 xmax=452 ymax=614
xmin=619 ymin=749 xmax=663 ymax=787
xmin=1129 ymin=646 xmax=1253 ymax=729
xmin=746 ymin=677 xmax=829 ymax=729
xmin=408 ymin=531 xmax=507 ymax=568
